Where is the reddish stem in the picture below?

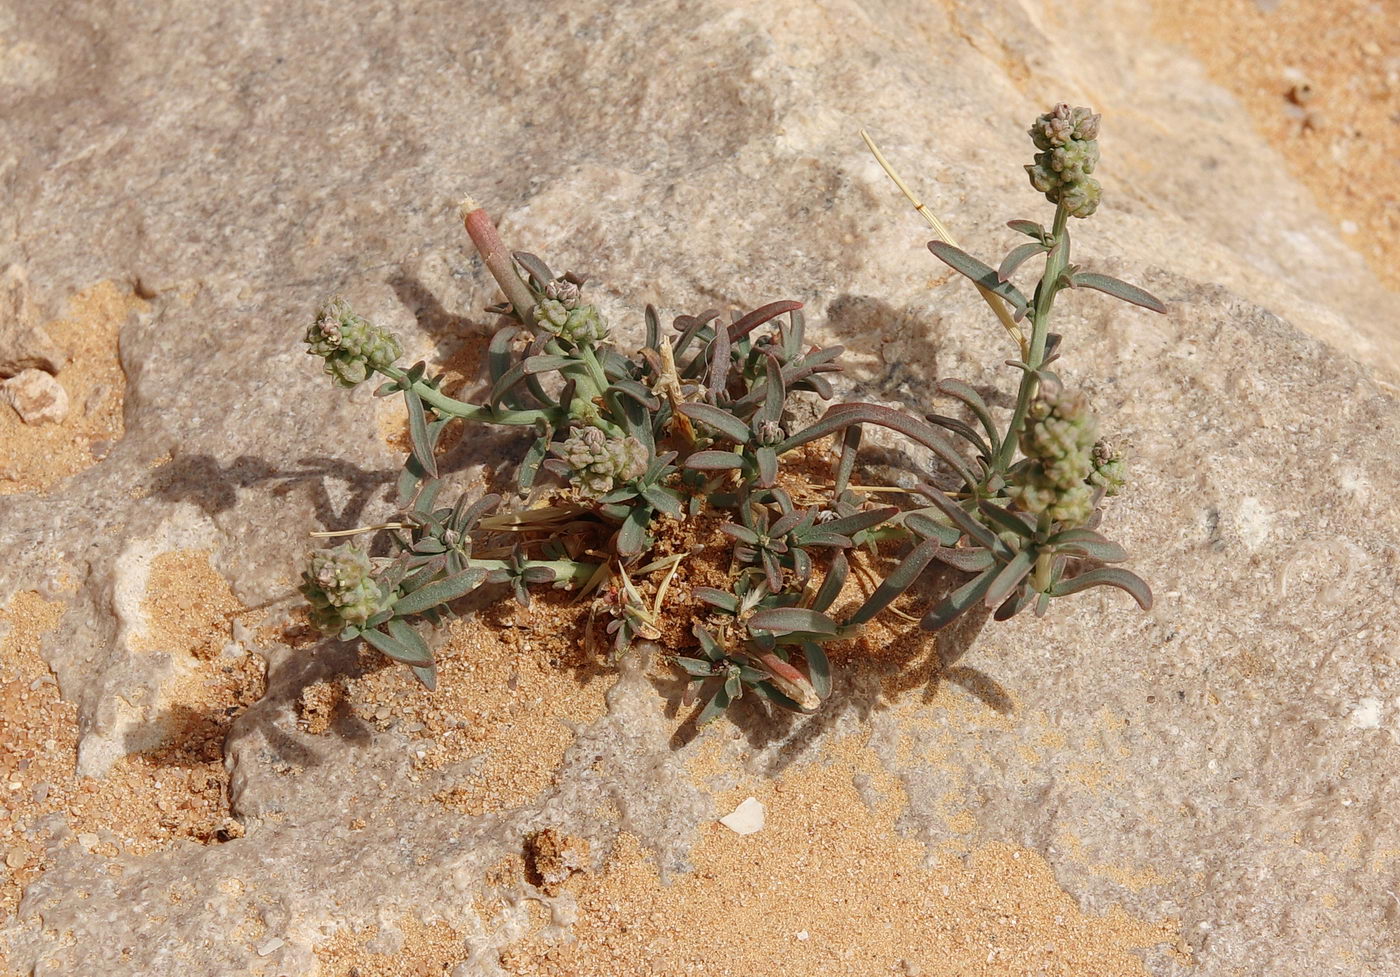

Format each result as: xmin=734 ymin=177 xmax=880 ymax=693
xmin=460 ymin=201 xmax=539 ymax=326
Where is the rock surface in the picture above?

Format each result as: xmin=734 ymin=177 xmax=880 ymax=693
xmin=1 ymin=1 xmax=1398 ymax=975
xmin=0 ymin=265 xmax=64 ymax=378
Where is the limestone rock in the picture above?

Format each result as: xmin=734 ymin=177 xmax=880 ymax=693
xmin=1 ymin=368 xmax=68 ymax=425
xmin=0 ymin=265 xmax=64 ymax=378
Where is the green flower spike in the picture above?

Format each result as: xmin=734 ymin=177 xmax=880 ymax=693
xmin=305 ymin=298 xmax=403 ymax=387
xmin=300 ymin=543 xmax=388 ymax=633
xmin=1026 ymin=103 xmax=1102 ymax=218
xmin=1008 ymin=384 xmax=1099 ymax=524
xmin=553 ymin=426 xmax=648 ymax=498
xmin=533 ymin=298 xmax=609 ymax=345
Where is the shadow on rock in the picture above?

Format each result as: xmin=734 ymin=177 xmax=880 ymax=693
xmin=658 ymin=563 xmax=1004 ymax=775
xmin=388 ymin=272 xmax=491 ymax=363
xmin=148 ymin=453 xmax=397 ymax=532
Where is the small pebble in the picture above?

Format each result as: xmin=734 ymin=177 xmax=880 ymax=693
xmin=77 ymin=832 xmax=100 ymax=850
xmin=5 ymin=849 xmax=28 ymax=870
xmin=718 ymin=796 xmax=766 ymax=835
xmin=257 ymin=937 xmax=285 ymax=957
xmin=1 ymin=369 xmax=68 ymax=425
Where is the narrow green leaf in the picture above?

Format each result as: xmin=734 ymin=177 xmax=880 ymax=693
xmin=523 ymin=354 xmax=575 ymax=375
xmin=726 ymin=300 xmax=803 ymax=341
xmin=1070 ymin=272 xmax=1168 ymax=314
xmin=405 ymin=391 xmax=438 ymax=479
xmin=511 ymin=251 xmax=553 ymax=288
xmin=834 ymin=424 xmax=861 ymax=495
xmin=993 ymin=588 xmax=1034 ymax=622
xmin=684 ymin=449 xmax=746 ymax=471
xmin=410 ymin=664 xmax=437 ymax=691
xmin=811 ymin=552 xmax=848 ymax=612
xmin=392 ymin=568 xmax=487 ymax=616
xmin=755 ymin=446 xmax=778 ymax=487
xmin=639 ymin=483 xmax=684 ymax=517
xmin=977 ymin=501 xmax=1036 ymax=539
xmin=983 ymin=550 xmax=1034 ymax=607
xmin=936 ymin=379 xmax=1000 ymax=454
xmin=845 ymin=537 xmax=939 ymax=627
xmin=720 ymin=523 xmax=762 ymax=545
xmin=1049 ymin=567 xmax=1153 ymax=609
xmin=933 ymin=547 xmax=995 ymax=573
xmin=487 ymin=359 xmax=531 ymax=409
xmin=926 ymin=414 xmax=991 ymax=460
xmin=1053 ymin=538 xmax=1128 ymax=563
xmin=920 ymin=489 xmax=1003 ymax=552
xmin=904 ymin=512 xmax=962 ymax=546
xmin=1007 ymin=219 xmax=1046 ymax=241
xmin=748 ymin=607 xmax=838 ymax=636
xmin=693 ymin=623 xmax=725 ymax=659
xmin=755 ymin=354 xmax=785 ymax=427
xmin=779 ymin=404 xmax=978 ymax=492
xmin=679 ymin=403 xmax=751 ymax=444
xmin=363 ymin=623 xmax=432 ymax=665
xmin=928 ymin=241 xmax=1028 ymax=314
xmin=675 ymin=657 xmax=715 ymax=678
xmin=998 ymin=242 xmax=1049 ymax=282
xmin=696 ymin=684 xmax=732 ymax=725
xmin=695 ymin=587 xmax=740 ymax=613
xmin=921 ymin=567 xmax=997 ymax=631
xmin=616 ymin=506 xmax=650 ymax=557
xmin=800 ymin=641 xmax=831 ymax=699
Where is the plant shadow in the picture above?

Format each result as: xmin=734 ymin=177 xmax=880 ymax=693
xmin=658 ymin=564 xmax=1012 ymax=777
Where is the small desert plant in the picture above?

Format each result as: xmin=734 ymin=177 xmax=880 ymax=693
xmin=297 ymin=104 xmax=1161 ymax=720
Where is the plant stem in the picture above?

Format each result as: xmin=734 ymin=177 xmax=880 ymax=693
xmin=460 ymin=199 xmax=540 ymax=327
xmin=472 ymin=557 xmax=599 ymax=586
xmin=994 ymin=200 xmax=1070 ymax=474
xmin=860 ymin=129 xmax=1027 ymax=357
xmin=378 ymin=365 xmax=564 ymax=427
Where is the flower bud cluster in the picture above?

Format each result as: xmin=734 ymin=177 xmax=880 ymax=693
xmin=542 ymin=277 xmax=582 ymax=309
xmin=300 ymin=544 xmax=387 ymax=633
xmin=553 ymin=426 xmax=648 ymax=497
xmin=1009 ymin=386 xmax=1098 ymax=524
xmin=1026 ymin=104 xmax=1102 ymax=219
xmin=754 ymin=420 xmax=786 ymax=447
xmin=1088 ymin=437 xmax=1126 ymax=496
xmin=305 ymin=298 xmax=403 ymax=387
xmin=534 ymin=290 xmax=608 ymax=345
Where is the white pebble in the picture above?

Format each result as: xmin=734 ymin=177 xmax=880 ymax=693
xmin=718 ymin=796 xmax=765 ymax=835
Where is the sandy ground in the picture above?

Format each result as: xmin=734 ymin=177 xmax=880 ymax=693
xmin=1154 ymin=0 xmax=1400 ymax=290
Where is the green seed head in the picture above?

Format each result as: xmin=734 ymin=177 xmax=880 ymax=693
xmin=300 ymin=543 xmax=387 ymax=633
xmin=1026 ymin=103 xmax=1103 ymax=218
xmin=1088 ymin=437 xmax=1126 ymax=496
xmin=554 ymin=426 xmax=648 ymax=497
xmin=1009 ymin=386 xmax=1100 ymax=523
xmin=543 ymin=278 xmax=582 ymax=310
xmin=533 ymin=299 xmax=609 ymax=345
xmin=306 ymin=298 xmax=403 ymax=387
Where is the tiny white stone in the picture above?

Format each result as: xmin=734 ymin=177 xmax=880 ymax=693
xmin=1350 ymin=698 xmax=1383 ymax=730
xmin=795 ymin=930 xmax=809 ymax=941
xmin=257 ymin=937 xmax=285 ymax=957
xmin=718 ymin=796 xmax=765 ymax=835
